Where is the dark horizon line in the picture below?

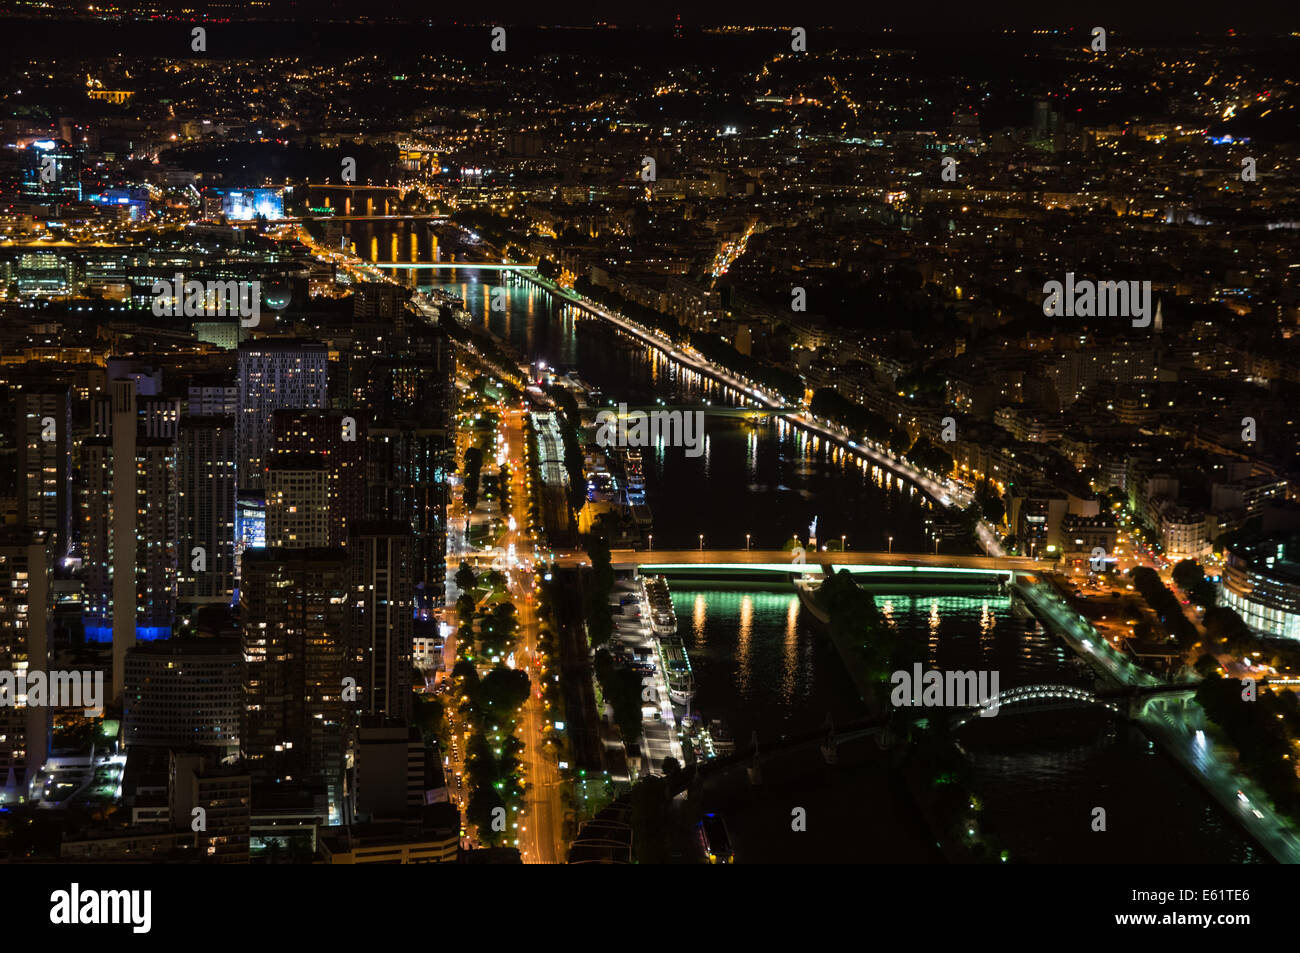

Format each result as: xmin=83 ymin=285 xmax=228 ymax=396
xmin=3 ymin=16 xmax=1298 ymax=39
xmin=2 ymin=0 xmax=1298 ymax=32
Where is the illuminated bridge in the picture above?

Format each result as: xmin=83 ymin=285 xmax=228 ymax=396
xmin=585 ymin=403 xmax=779 ymax=419
xmin=282 ymin=214 xmax=451 ymax=223
xmin=589 ymin=549 xmax=1039 ymax=575
xmin=368 ymin=262 xmax=537 ymax=271
xmin=477 ymin=549 xmax=1037 ymax=585
xmin=949 ymin=682 xmax=1198 ymax=729
xmin=949 ymin=684 xmax=1122 ymax=729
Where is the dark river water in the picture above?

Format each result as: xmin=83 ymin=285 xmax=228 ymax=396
xmin=425 ymin=271 xmax=1265 ymax=863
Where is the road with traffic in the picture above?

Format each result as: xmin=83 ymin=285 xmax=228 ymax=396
xmin=500 ymin=408 xmax=565 ymax=863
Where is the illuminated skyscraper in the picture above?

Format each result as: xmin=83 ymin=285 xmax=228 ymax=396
xmin=345 ymin=522 xmax=415 ymax=725
xmin=20 ymin=140 xmax=81 ymax=202
xmin=269 ymin=409 xmax=366 ymax=547
xmin=265 ymin=457 xmax=331 ymax=549
xmin=83 ymin=381 xmax=179 ymax=699
xmin=240 ymin=548 xmax=347 ymax=820
xmin=236 ymin=341 xmax=328 ymax=492
xmin=177 ymin=416 xmax=237 ymax=605
xmin=15 ymin=384 xmax=72 ymax=560
xmin=0 ymin=527 xmax=53 ymax=799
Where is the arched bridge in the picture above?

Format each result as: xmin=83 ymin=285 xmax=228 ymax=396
xmin=949 ymin=684 xmax=1124 ymax=729
xmin=949 ymin=681 xmax=1198 ymax=729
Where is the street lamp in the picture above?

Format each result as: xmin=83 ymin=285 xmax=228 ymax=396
xmin=841 ymin=534 xmax=846 ymax=552
xmin=699 ymin=534 xmax=704 ymax=551
xmin=648 ymin=534 xmax=653 ymax=551
xmin=746 ymin=533 xmax=751 ymax=551
xmin=888 ymin=536 xmax=893 ymax=553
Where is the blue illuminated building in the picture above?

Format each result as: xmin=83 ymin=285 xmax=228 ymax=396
xmin=206 ymin=187 xmax=285 ymax=221
xmin=88 ymin=187 xmax=149 ymax=221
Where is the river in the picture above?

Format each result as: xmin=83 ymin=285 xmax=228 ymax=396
xmin=427 ymin=272 xmax=1266 ymax=863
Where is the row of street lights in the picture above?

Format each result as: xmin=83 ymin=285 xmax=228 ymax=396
xmin=638 ymin=533 xmax=897 ymax=553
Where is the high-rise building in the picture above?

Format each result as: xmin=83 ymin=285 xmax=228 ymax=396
xmin=20 ymin=141 xmax=82 ymax=202
xmin=136 ymin=438 xmax=179 ymax=627
xmin=0 ymin=527 xmax=53 ymax=799
xmin=15 ymin=384 xmax=72 ymax=560
xmin=365 ymin=352 xmax=454 ymax=429
xmin=187 ymin=378 xmax=238 ymax=416
xmin=235 ymin=490 xmax=266 ymax=565
xmin=365 ymin=426 xmax=450 ymax=601
xmin=236 ymin=341 xmax=328 ymax=492
xmin=346 ymin=522 xmax=414 ymax=725
xmin=123 ymin=638 xmax=242 ymax=759
xmin=353 ymin=282 xmax=407 ymax=327
xmin=240 ymin=548 xmax=347 ymax=819
xmin=139 ymin=395 xmax=183 ymax=440
xmin=355 ymin=329 xmax=454 ymax=603
xmin=269 ymin=409 xmax=366 ymax=547
xmin=265 ymin=457 xmax=331 ymax=549
xmin=83 ymin=381 xmax=179 ymax=698
xmin=1032 ymin=99 xmax=1054 ymax=140
xmin=177 ymin=416 xmax=237 ymax=605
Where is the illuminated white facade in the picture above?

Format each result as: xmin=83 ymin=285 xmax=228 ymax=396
xmin=1222 ymin=535 xmax=1300 ymax=641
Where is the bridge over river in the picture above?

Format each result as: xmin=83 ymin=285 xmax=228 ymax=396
xmin=584 ymin=548 xmax=1038 ymax=573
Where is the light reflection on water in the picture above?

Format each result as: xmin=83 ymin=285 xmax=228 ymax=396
xmin=675 ymin=587 xmax=845 ymax=735
xmin=426 ymin=276 xmax=1262 ymax=862
xmin=673 ymin=585 xmax=1263 ymax=862
xmin=428 ymin=278 xmax=940 ymax=552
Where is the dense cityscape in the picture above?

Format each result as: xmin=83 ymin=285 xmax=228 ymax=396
xmin=0 ymin=0 xmax=1297 ymax=899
